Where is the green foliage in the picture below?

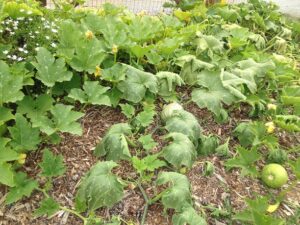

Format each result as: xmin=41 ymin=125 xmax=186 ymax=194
xmin=192 ymin=70 xmax=239 ymax=118
xmin=162 ymin=132 xmax=196 ymax=168
xmin=156 ymin=71 xmax=184 ymax=98
xmin=138 ymin=134 xmax=157 ymax=151
xmin=70 ymin=39 xmax=107 ymax=73
xmin=75 ymin=161 xmax=124 ymax=212
xmin=0 ymin=162 xmax=15 ymax=187
xmin=8 ymin=114 xmax=41 ymax=152
xmin=173 ymin=206 xmax=207 ymax=225
xmin=0 ymin=61 xmax=24 ymax=105
xmin=119 ymin=103 xmax=135 ymax=119
xmin=234 ymin=196 xmax=285 ymax=225
xmin=39 ymin=149 xmax=66 ymax=178
xmin=34 ymin=197 xmax=60 ymax=218
xmin=117 ymin=65 xmax=158 ymax=103
xmin=33 ymin=47 xmax=73 ymax=87
xmin=6 ymin=172 xmax=38 ymax=204
xmin=198 ymin=134 xmax=219 ymax=156
xmin=94 ymin=123 xmax=132 ymax=161
xmin=69 ymin=81 xmax=111 ymax=106
xmin=165 ymin=110 xmax=201 ymax=145
xmin=225 ymin=146 xmax=261 ymax=177
xmin=156 ymin=172 xmax=192 ymax=211
xmin=132 ymin=154 xmax=166 ymax=181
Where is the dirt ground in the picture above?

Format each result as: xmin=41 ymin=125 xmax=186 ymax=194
xmin=0 ymin=105 xmax=299 ymax=225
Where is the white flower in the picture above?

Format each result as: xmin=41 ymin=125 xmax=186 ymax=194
xmin=20 ymin=9 xmax=25 ymax=12
xmin=51 ymin=43 xmax=57 ymax=48
xmin=30 ymin=35 xmax=35 ymax=38
xmin=17 ymin=57 xmax=23 ymax=61
xmin=27 ymin=11 xmax=32 ymax=15
xmin=17 ymin=17 xmax=24 ymax=21
xmin=10 ymin=32 xmax=15 ymax=35
xmin=0 ymin=30 xmax=3 ymax=33
xmin=18 ymin=47 xmax=24 ymax=52
xmin=7 ymin=55 xmax=11 ymax=59
xmin=12 ymin=55 xmax=17 ymax=60
xmin=45 ymin=36 xmax=50 ymax=40
xmin=41 ymin=17 xmax=45 ymax=21
xmin=3 ymin=50 xmax=9 ymax=55
xmin=51 ymin=28 xmax=58 ymax=33
xmin=24 ymin=50 xmax=28 ymax=54
xmin=29 ymin=18 xmax=33 ymax=21
xmin=35 ymin=31 xmax=40 ymax=34
xmin=35 ymin=47 xmax=40 ymax=51
xmin=36 ymin=43 xmax=39 ymax=46
xmin=45 ymin=25 xmax=50 ymax=29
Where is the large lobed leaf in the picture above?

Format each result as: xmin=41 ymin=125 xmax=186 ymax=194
xmin=156 ymin=172 xmax=192 ymax=211
xmin=94 ymin=123 xmax=132 ymax=161
xmin=162 ymin=132 xmax=196 ymax=168
xmin=75 ymin=161 xmax=124 ymax=212
xmin=33 ymin=47 xmax=73 ymax=87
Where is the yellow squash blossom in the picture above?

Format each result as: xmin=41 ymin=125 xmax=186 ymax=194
xmin=112 ymin=44 xmax=118 ymax=54
xmin=18 ymin=153 xmax=27 ymax=164
xmin=267 ymin=201 xmax=280 ymax=213
xmin=94 ymin=66 xmax=102 ymax=77
xmin=267 ymin=103 xmax=277 ymax=111
xmin=85 ymin=30 xmax=94 ymax=40
xmin=265 ymin=122 xmax=275 ymax=134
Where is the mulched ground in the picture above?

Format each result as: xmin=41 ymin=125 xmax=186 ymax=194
xmin=0 ymin=104 xmax=299 ymax=225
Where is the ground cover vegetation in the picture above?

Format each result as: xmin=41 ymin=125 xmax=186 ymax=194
xmin=0 ymin=0 xmax=299 ymax=224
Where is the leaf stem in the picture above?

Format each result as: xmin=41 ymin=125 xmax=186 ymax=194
xmin=137 ymin=181 xmax=149 ymax=225
xmin=59 ymin=206 xmax=88 ymax=224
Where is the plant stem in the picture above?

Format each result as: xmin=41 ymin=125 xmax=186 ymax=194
xmin=59 ymin=206 xmax=88 ymax=224
xmin=36 ymin=187 xmax=50 ymax=198
xmin=137 ymin=181 xmax=149 ymax=225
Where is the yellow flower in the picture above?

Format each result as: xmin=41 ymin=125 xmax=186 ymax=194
xmin=85 ymin=30 xmax=94 ymax=40
xmin=18 ymin=153 xmax=27 ymax=164
xmin=137 ymin=10 xmax=147 ymax=17
xmin=265 ymin=122 xmax=275 ymax=134
xmin=267 ymin=202 xmax=280 ymax=213
xmin=221 ymin=0 xmax=227 ymax=5
xmin=112 ymin=44 xmax=118 ymax=54
xmin=94 ymin=66 xmax=101 ymax=77
xmin=267 ymin=103 xmax=277 ymax=111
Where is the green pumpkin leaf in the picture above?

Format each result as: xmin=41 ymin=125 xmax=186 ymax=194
xmin=117 ymin=64 xmax=158 ymax=103
xmin=0 ymin=162 xmax=15 ymax=187
xmin=165 ymin=110 xmax=201 ymax=145
xmin=0 ymin=139 xmax=19 ymax=163
xmin=156 ymin=172 xmax=192 ymax=211
xmin=120 ymin=103 xmax=135 ymax=119
xmin=157 ymin=71 xmax=184 ymax=97
xmin=69 ymin=81 xmax=111 ymax=106
xmin=162 ymin=133 xmax=196 ymax=168
xmin=33 ymin=47 xmax=73 ymax=87
xmin=75 ymin=161 xmax=124 ymax=212
xmin=34 ymin=197 xmax=60 ymax=218
xmin=0 ymin=61 xmax=24 ymax=105
xmin=176 ymin=55 xmax=214 ymax=85
xmin=6 ymin=172 xmax=38 ymax=204
xmin=0 ymin=106 xmax=14 ymax=126
xmin=70 ymin=39 xmax=106 ymax=73
xmin=51 ymin=104 xmax=84 ymax=135
xmin=39 ymin=149 xmax=66 ymax=178
xmin=173 ymin=206 xmax=207 ymax=225
xmin=138 ymin=134 xmax=157 ymax=151
xmin=94 ymin=123 xmax=132 ymax=161
xmin=198 ymin=134 xmax=219 ymax=156
xmin=17 ymin=94 xmax=54 ymax=121
xmin=8 ymin=114 xmax=41 ymax=152
xmin=192 ymin=70 xmax=239 ymax=117
xmin=289 ymin=158 xmax=300 ymax=180
xmin=225 ymin=146 xmax=260 ymax=177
